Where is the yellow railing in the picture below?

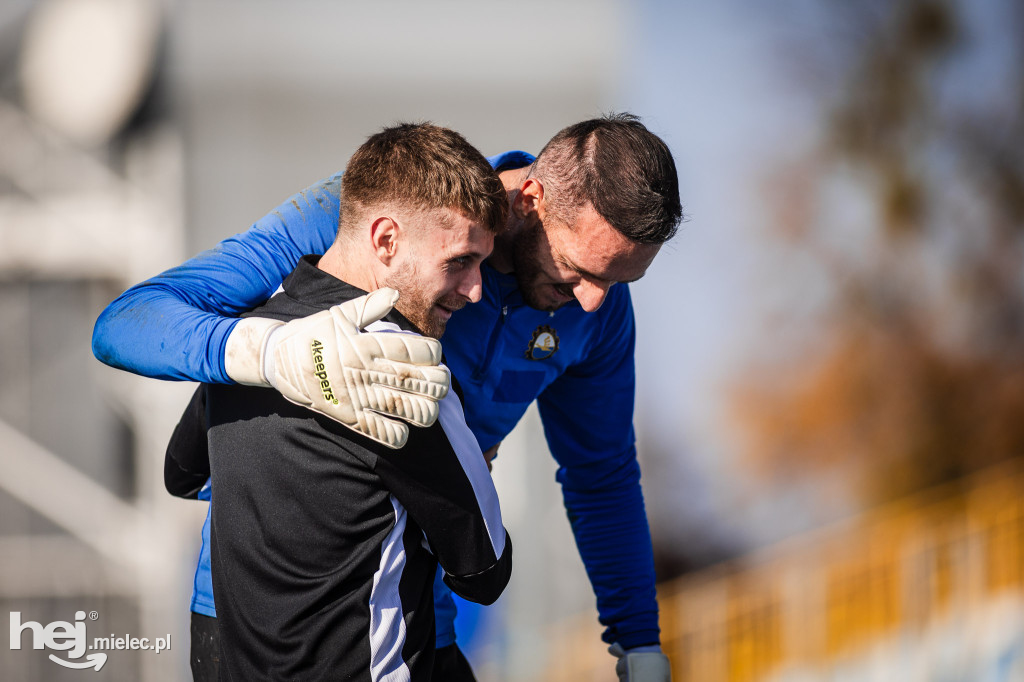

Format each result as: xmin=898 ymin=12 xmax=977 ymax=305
xmin=544 ymin=459 xmax=1024 ymax=682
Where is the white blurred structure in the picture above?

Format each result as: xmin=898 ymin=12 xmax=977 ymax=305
xmin=1 ymin=2 xmax=201 ymax=679
xmin=19 ymin=0 xmax=160 ymax=147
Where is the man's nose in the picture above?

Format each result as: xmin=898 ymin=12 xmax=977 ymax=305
xmin=573 ymin=278 xmax=611 ymax=313
xmin=459 ymin=267 xmax=484 ymax=303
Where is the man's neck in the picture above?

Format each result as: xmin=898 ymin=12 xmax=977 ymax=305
xmin=317 ymin=243 xmax=381 ymax=292
xmin=489 ymin=167 xmax=531 ymax=274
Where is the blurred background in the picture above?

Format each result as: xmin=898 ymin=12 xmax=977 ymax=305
xmin=1 ymin=0 xmax=1022 ymax=680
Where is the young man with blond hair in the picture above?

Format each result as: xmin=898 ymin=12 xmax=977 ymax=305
xmin=165 ymin=123 xmax=512 ymax=681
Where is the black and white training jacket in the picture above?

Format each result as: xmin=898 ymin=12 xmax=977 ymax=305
xmin=169 ymin=256 xmax=512 ymax=682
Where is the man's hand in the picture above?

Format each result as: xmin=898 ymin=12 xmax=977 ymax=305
xmin=225 ymin=288 xmax=449 ymax=448
xmin=608 ymin=644 xmax=671 ymax=682
xmin=482 ymin=443 xmax=500 ymax=472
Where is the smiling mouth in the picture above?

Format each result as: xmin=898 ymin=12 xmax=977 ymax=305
xmin=433 ymin=301 xmax=465 ymax=319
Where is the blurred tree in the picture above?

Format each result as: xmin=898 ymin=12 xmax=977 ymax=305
xmin=734 ymin=0 xmax=1024 ymax=502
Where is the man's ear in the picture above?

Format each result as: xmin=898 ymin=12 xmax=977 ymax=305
xmin=512 ymin=177 xmax=545 ymax=220
xmin=369 ymin=216 xmax=400 ymax=265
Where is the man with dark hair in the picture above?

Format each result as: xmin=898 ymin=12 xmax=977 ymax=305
xmin=498 ymin=113 xmax=679 ymax=313
xmin=94 ymin=113 xmax=682 ymax=682
xmin=531 ymin=113 xmax=680 ymax=244
xmin=167 ymin=122 xmax=512 ymax=681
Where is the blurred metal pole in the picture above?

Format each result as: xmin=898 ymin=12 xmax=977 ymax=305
xmin=0 ymin=418 xmax=144 ymax=565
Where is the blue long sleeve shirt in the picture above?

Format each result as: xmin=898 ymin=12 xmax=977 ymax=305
xmin=92 ymin=151 xmax=660 ymax=649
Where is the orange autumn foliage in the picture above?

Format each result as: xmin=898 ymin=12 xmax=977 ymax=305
xmin=733 ymin=0 xmax=1024 ymax=504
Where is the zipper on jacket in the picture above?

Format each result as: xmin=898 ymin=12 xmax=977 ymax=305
xmin=473 ymin=303 xmax=508 ymax=381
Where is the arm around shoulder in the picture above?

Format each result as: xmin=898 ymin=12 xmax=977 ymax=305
xmin=92 ymin=174 xmax=342 ymax=383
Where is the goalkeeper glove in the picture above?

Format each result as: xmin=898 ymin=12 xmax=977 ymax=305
xmin=608 ymin=643 xmax=671 ymax=682
xmin=224 ymin=287 xmax=449 ymax=448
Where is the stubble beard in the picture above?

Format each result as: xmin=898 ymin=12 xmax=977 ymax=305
xmin=384 ymin=261 xmax=464 ymax=340
xmin=512 ymin=216 xmax=570 ymax=312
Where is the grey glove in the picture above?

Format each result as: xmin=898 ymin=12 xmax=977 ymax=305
xmin=608 ymin=643 xmax=671 ymax=682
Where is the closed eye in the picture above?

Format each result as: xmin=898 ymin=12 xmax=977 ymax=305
xmin=560 ymin=257 xmax=641 ymax=285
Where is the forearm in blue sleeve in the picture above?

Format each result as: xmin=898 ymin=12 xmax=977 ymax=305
xmin=92 ymin=174 xmax=342 ymax=382
xmin=557 ymin=451 xmax=660 ymax=649
xmin=536 ymin=387 xmax=663 ymax=647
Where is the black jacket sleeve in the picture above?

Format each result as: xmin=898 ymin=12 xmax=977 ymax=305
xmin=164 ymin=385 xmax=211 ymax=499
xmin=370 ymin=395 xmax=512 ymax=605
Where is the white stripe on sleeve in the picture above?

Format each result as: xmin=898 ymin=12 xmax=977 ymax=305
xmin=368 ymin=495 xmax=412 ymax=682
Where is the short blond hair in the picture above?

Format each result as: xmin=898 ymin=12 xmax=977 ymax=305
xmin=338 ymin=123 xmax=507 ymax=237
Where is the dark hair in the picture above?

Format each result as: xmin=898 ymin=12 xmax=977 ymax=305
xmin=340 ymin=123 xmax=507 ymax=235
xmin=532 ymin=113 xmax=682 ymax=244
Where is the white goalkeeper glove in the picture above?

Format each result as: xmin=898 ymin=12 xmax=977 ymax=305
xmin=608 ymin=643 xmax=671 ymax=682
xmin=224 ymin=287 xmax=449 ymax=449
